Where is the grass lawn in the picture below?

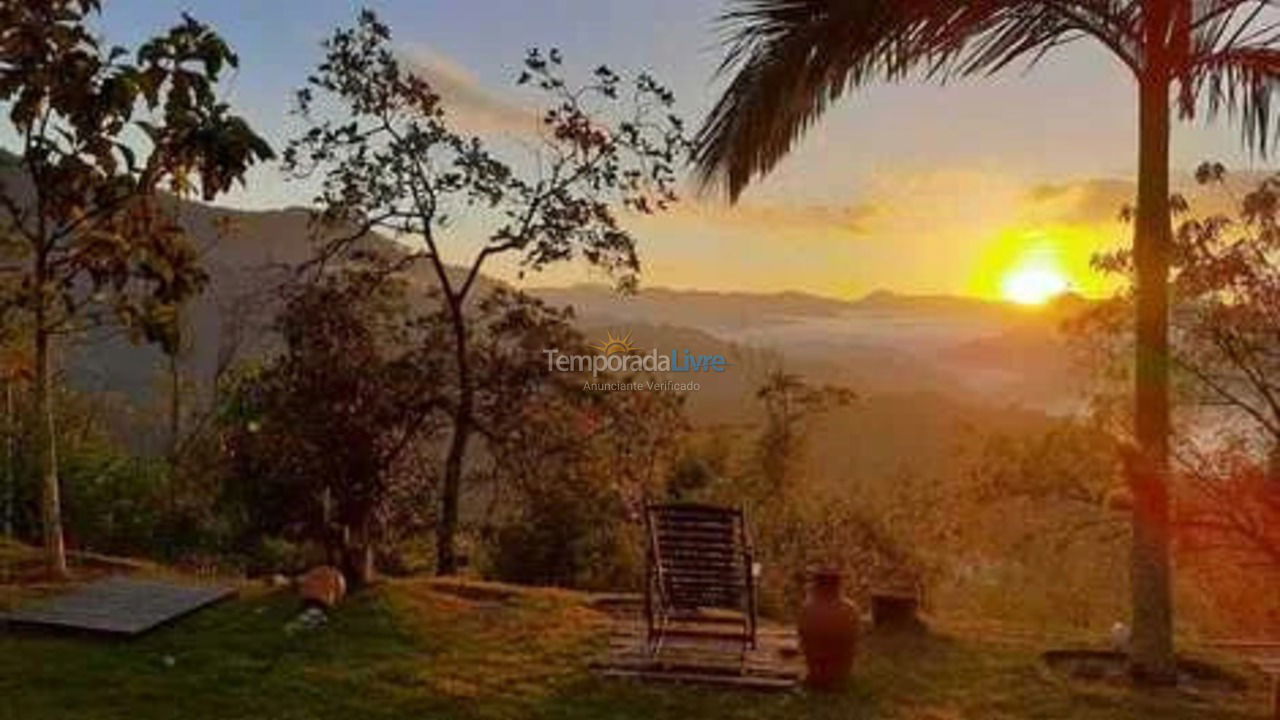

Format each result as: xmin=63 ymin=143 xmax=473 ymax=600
xmin=0 ymin=572 xmax=1272 ymax=720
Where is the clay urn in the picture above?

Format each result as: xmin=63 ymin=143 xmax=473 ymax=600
xmin=797 ymin=568 xmax=860 ymax=691
xmin=298 ymin=566 xmax=347 ymax=610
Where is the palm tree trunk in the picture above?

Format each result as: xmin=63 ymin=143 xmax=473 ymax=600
xmin=1129 ymin=71 xmax=1176 ymax=684
xmin=34 ymin=314 xmax=67 ymax=580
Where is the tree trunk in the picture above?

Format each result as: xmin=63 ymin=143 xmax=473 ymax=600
xmin=1129 ymin=72 xmax=1176 ymax=684
xmin=167 ymin=350 xmax=181 ymax=522
xmin=436 ymin=301 xmax=472 ymax=576
xmin=345 ymin=516 xmax=376 ymax=589
xmin=34 ymin=319 xmax=67 ymax=580
xmin=3 ymin=380 xmax=13 ymax=539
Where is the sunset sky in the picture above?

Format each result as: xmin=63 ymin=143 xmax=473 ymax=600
xmin=90 ymin=0 xmax=1274 ymax=301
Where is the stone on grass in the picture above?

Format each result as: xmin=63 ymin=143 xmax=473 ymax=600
xmin=298 ymin=566 xmax=346 ymax=610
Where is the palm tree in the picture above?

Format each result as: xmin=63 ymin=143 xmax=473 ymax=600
xmin=694 ymin=0 xmax=1280 ymax=683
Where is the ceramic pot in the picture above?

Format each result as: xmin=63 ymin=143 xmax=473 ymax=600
xmin=797 ymin=569 xmax=860 ymax=690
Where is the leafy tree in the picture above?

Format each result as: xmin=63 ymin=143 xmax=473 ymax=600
xmin=482 ymin=343 xmax=688 ymax=589
xmin=692 ymin=0 xmax=1280 ymax=682
xmin=666 ymin=426 xmax=738 ymax=501
xmin=746 ymin=371 xmax=881 ymax=614
xmin=952 ymin=419 xmax=1131 ymax=629
xmin=284 ymin=10 xmax=688 ymax=574
xmin=1087 ymin=165 xmax=1280 ymax=572
xmin=754 ymin=369 xmax=856 ymax=497
xmin=0 ymin=0 xmax=272 ymax=577
xmin=223 ymin=264 xmax=447 ymax=586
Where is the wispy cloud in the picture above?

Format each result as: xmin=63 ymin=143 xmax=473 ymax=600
xmin=399 ymin=45 xmax=541 ymax=137
xmin=1023 ymin=179 xmax=1135 ymax=225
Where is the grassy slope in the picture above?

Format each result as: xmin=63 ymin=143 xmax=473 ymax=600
xmin=0 ymin=574 xmax=1271 ymax=720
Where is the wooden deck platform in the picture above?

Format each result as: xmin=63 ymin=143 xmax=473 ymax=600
xmin=1208 ymin=640 xmax=1280 ymax=720
xmin=0 ymin=576 xmax=236 ymax=637
xmin=591 ymin=607 xmax=803 ymax=691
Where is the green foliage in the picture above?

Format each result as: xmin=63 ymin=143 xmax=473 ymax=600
xmin=285 ymin=9 xmax=690 ymax=573
xmin=474 ymin=301 xmax=686 ymax=590
xmin=284 ymin=10 xmax=688 ymax=290
xmin=0 ymin=381 xmax=215 ymax=559
xmin=220 ymin=265 xmax=446 ymax=581
xmin=61 ymin=453 xmax=168 ymax=556
xmin=487 ymin=473 xmax=642 ymax=591
xmin=0 ymin=0 xmax=272 ymax=576
xmin=0 ymin=0 xmax=274 ymax=344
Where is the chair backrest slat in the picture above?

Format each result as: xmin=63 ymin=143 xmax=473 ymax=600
xmin=646 ymin=502 xmax=749 ymax=613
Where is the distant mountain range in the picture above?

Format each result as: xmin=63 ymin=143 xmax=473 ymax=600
xmin=0 ymin=149 xmax=1096 ymax=453
xmin=543 ymin=282 xmax=1089 ymax=413
xmin=45 ymin=195 xmax=1091 ymax=420
xmin=0 ymin=166 xmax=1099 ymax=499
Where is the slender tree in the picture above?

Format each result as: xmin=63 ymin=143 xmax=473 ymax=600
xmin=285 ymin=11 xmax=687 ymax=575
xmin=0 ymin=0 xmax=273 ymax=577
xmin=693 ymin=0 xmax=1280 ymax=683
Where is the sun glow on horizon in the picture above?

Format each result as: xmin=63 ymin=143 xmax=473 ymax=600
xmin=1001 ymin=265 xmax=1069 ymax=305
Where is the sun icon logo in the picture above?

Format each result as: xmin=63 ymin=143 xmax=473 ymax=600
xmin=590 ymin=329 xmax=638 ymax=355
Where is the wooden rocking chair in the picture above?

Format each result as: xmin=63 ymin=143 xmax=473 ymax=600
xmin=643 ymin=502 xmax=757 ymax=656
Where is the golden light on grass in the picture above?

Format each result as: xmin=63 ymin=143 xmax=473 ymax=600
xmin=1001 ymin=265 xmax=1069 ymax=305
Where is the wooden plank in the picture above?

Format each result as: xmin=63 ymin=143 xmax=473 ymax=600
xmin=666 ymin=595 xmax=743 ymax=609
xmin=655 ymin=524 xmax=736 ymax=537
xmin=659 ymin=544 xmax=739 ymax=557
xmin=661 ymin=571 xmax=743 ymax=586
xmin=655 ymin=525 xmax=737 ymax=535
xmin=655 ymin=626 xmax=750 ymax=642
xmin=1252 ymin=659 xmax=1280 ymax=674
xmin=659 ymin=556 xmax=743 ymax=571
xmin=656 ymin=524 xmax=735 ymax=535
xmin=1206 ymin=640 xmax=1280 ymax=651
xmin=661 ymin=576 xmax=742 ymax=592
xmin=611 ymin=622 xmax=789 ymax=638
xmin=657 ymin=541 xmax=740 ymax=553
xmin=653 ymin=518 xmax=737 ymax=531
xmin=650 ymin=503 xmax=741 ymax=517
xmin=662 ymin=569 xmax=744 ymax=581
xmin=599 ymin=669 xmax=795 ymax=691
xmin=1272 ymin=676 xmax=1278 ymax=720
xmin=664 ymin=590 xmax=743 ymax=602
xmin=597 ymin=656 xmax=799 ymax=679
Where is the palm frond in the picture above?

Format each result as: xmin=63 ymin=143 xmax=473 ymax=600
xmin=694 ymin=0 xmax=1145 ymax=201
xmin=1189 ymin=46 xmax=1280 ymax=154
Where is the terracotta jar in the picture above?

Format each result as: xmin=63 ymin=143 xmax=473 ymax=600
xmin=298 ymin=566 xmax=347 ymax=609
xmin=797 ymin=569 xmax=860 ymax=691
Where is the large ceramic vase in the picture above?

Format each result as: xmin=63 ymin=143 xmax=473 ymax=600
xmin=797 ymin=569 xmax=860 ymax=691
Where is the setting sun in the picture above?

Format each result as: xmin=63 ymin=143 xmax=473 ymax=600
xmin=1001 ymin=266 xmax=1069 ymax=305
